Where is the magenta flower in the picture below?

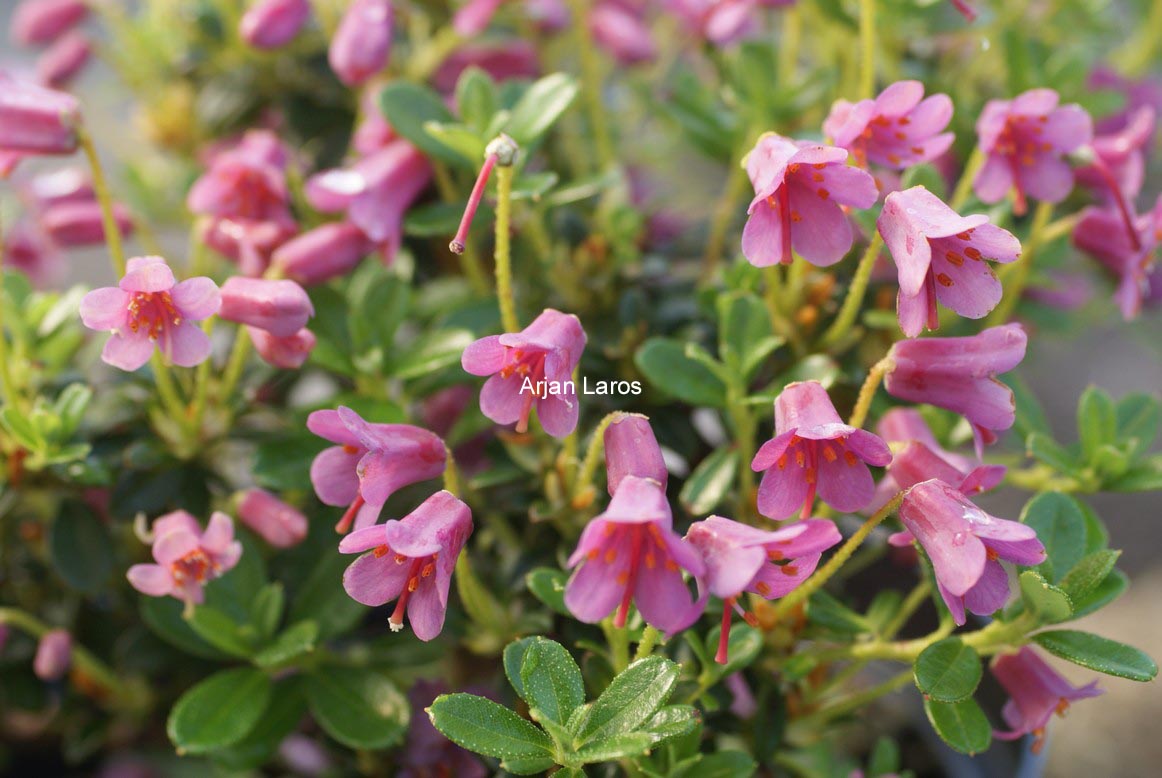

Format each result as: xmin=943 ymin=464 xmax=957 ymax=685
xmin=742 ymin=133 xmax=878 ymax=267
xmin=1 ymin=221 xmax=63 ymax=287
xmin=892 ymin=479 xmax=1044 ymax=625
xmin=1076 ymin=106 xmax=1155 ymax=203
xmin=272 ymin=221 xmax=373 ymax=286
xmin=33 ymin=629 xmax=72 ymax=681
xmin=665 ymin=0 xmax=775 ymax=48
xmin=307 ymin=407 xmax=447 ymax=533
xmin=1073 ymin=195 xmax=1161 ymax=320
xmin=0 ymin=75 xmax=80 ymax=155
xmin=40 ymin=199 xmax=134 ymax=247
xmin=79 ymin=256 xmax=221 ymax=371
xmin=218 ymin=277 xmax=314 ymax=337
xmin=249 ymin=326 xmax=317 ymax=369
xmin=461 ymin=308 xmax=587 ymax=438
xmin=949 ymin=0 xmax=976 ymax=21
xmin=329 ymin=0 xmax=392 ymax=86
xmin=237 ymin=488 xmax=308 ymax=548
xmin=604 ymin=412 xmax=667 ymax=494
xmin=991 ymin=647 xmax=1102 ymax=751
xmin=339 ymin=490 xmax=472 ymax=640
xmin=751 ymin=381 xmax=891 ymax=520
xmin=187 ymin=139 xmax=294 ymax=228
xmin=202 ymin=217 xmax=295 ymax=277
xmin=590 ymin=2 xmax=657 ymax=66
xmin=240 ymin=0 xmax=311 ymax=49
xmin=973 ymin=89 xmax=1092 ymax=216
xmin=823 ymin=81 xmax=954 ymax=170
xmin=453 ymin=0 xmax=505 ymax=37
xmin=885 ymin=323 xmax=1027 ymax=455
xmin=431 ymin=42 xmax=540 ymax=93
xmin=566 ymin=476 xmax=705 ymax=633
xmin=126 ymin=511 xmax=243 ymax=611
xmin=11 ymin=0 xmax=87 ymax=45
xmin=37 ymin=30 xmax=91 ymax=88
xmin=686 ymin=516 xmax=840 ymax=662
xmin=353 ymin=85 xmax=396 ymax=155
xmin=878 ymin=186 xmax=1021 ymax=336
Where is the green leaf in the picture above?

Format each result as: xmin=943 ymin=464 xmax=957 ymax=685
xmin=211 ymin=679 xmax=306 ymax=770
xmin=914 ymin=638 xmax=982 ymax=703
xmin=288 ymin=545 xmax=368 ymax=639
xmin=703 ymin=623 xmax=763 ymax=676
xmin=1115 ymin=392 xmax=1160 ymax=458
xmin=519 ymin=638 xmax=584 ymax=726
xmin=378 ymin=82 xmax=467 ymax=165
xmin=504 ymin=637 xmax=537 ymax=700
xmin=49 ymin=501 xmax=113 ymax=592
xmin=167 ymin=668 xmax=272 ymax=755
xmin=868 ymin=736 xmax=900 ymax=777
xmin=391 ymin=329 xmax=475 ymax=380
xmin=1027 ymin=432 xmax=1077 ymax=473
xmin=53 ymin=383 xmax=92 ymax=437
xmin=576 ymin=655 xmax=680 ymax=744
xmin=1078 ymin=386 xmax=1117 ymax=462
xmin=0 ymin=407 xmax=44 ymax=450
xmin=1004 ymin=373 xmax=1052 ymax=440
xmin=637 ymin=704 xmax=700 ymax=746
xmin=526 ymin=567 xmax=570 ymax=616
xmin=404 ymin=202 xmax=468 ymax=237
xmin=186 ymin=605 xmax=255 ymax=658
xmin=503 ymin=73 xmax=579 ymax=145
xmin=140 ymin=597 xmax=232 ymax=660
xmin=1108 ymin=455 xmax=1162 ymax=492
xmin=348 ymin=263 xmax=410 ymax=356
xmin=423 ymin=120 xmax=486 ymax=161
xmin=511 ymin=170 xmax=559 ymax=201
xmin=250 ymin=583 xmax=284 ymax=641
xmin=1033 ymin=630 xmax=1158 ymax=682
xmin=427 ymin=693 xmax=554 ymax=759
xmin=1020 ymin=491 xmax=1087 ymax=583
xmin=253 ymin=621 xmax=318 ymax=669
xmin=1018 ymin=570 xmax=1074 ymax=623
xmin=1060 ymin=550 xmax=1120 ymax=604
xmin=807 ymin=590 xmax=870 ymax=635
xmin=306 ymin=667 xmax=409 ymax=749
xmin=575 ymin=732 xmax=656 ymax=763
xmin=455 ymin=67 xmax=498 ymax=133
xmin=1072 ymin=568 xmax=1128 ymax=618
xmin=675 ymin=751 xmax=758 ymax=778
xmin=923 ymin=698 xmax=992 ymax=755
xmin=635 ymin=337 xmax=727 ymax=407
xmin=679 ymin=447 xmax=737 ymax=516
xmin=718 ymin=292 xmax=779 ymax=379
xmin=502 ymin=756 xmax=559 ymax=775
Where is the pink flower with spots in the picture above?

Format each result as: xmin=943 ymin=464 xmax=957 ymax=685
xmin=823 ymin=81 xmax=954 ymax=170
xmin=1074 ymin=195 xmax=1162 ymax=320
xmin=339 ymin=490 xmax=472 ymax=640
xmin=991 ymin=647 xmax=1102 ymax=752
xmin=565 ymin=476 xmax=706 ymax=634
xmin=752 ymin=381 xmax=891 ymax=520
xmin=878 ymin=186 xmax=1021 ymax=336
xmin=79 ymin=256 xmax=221 ymax=371
xmin=742 ymin=133 xmax=878 ymax=267
xmin=1075 ymin=106 xmax=1155 ymax=203
xmin=126 ymin=511 xmax=243 ymax=612
xmin=973 ymin=89 xmax=1092 ymax=216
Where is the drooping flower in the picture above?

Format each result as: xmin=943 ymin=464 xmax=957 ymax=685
xmin=248 ymin=326 xmax=317 ymax=369
xmin=218 ymin=277 xmax=314 ymax=337
xmin=307 ymin=407 xmax=447 ymax=533
xmin=884 ymin=323 xmax=1027 ymax=455
xmin=878 ymin=186 xmax=1021 ymax=336
xmin=240 ymin=0 xmax=312 ymax=50
xmin=565 ymin=475 xmax=706 ymax=633
xmin=751 ymin=381 xmax=891 ymax=520
xmin=604 ymin=412 xmax=667 ymax=494
xmin=590 ymin=2 xmax=657 ymax=66
xmin=353 ymin=84 xmax=396 ymax=155
xmin=823 ymin=81 xmax=954 ymax=170
xmin=329 ymin=0 xmax=393 ymax=86
xmin=460 ymin=308 xmax=587 ymax=438
xmin=741 ymin=133 xmax=878 ymax=267
xmin=339 ymin=490 xmax=472 ymax=640
xmin=79 ymin=256 xmax=221 ymax=371
xmin=187 ymin=134 xmax=295 ymax=230
xmin=1073 ymin=195 xmax=1161 ymax=320
xmin=33 ymin=629 xmax=72 ymax=681
xmin=39 ymin=199 xmax=134 ymax=247
xmin=126 ymin=511 xmax=243 ymax=611
xmin=892 ymin=479 xmax=1044 ymax=625
xmin=991 ymin=647 xmax=1102 ymax=752
xmin=453 ymin=0 xmax=505 ymax=37
xmin=1088 ymin=66 xmax=1162 ymax=135
xmin=0 ymin=74 xmax=81 ymax=155
xmin=36 ymin=30 xmax=91 ymax=88
xmin=1075 ymin=106 xmax=1155 ymax=204
xmin=431 ymin=42 xmax=540 ymax=93
xmin=237 ymin=488 xmax=308 ymax=548
xmin=400 ymin=680 xmax=488 ymax=778
xmin=973 ymin=89 xmax=1092 ymax=215
xmin=10 ymin=0 xmax=88 ymax=45
xmin=272 ymin=221 xmax=373 ymax=286
xmin=665 ymin=0 xmax=788 ymax=48
xmin=686 ymin=516 xmax=840 ymax=662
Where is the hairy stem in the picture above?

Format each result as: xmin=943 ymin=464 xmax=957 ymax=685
xmin=849 ymin=354 xmax=895 ymax=429
xmin=494 ymin=165 xmax=519 ymax=333
xmin=820 ymin=233 xmax=884 ymax=348
xmin=77 ymin=127 xmax=127 ymax=277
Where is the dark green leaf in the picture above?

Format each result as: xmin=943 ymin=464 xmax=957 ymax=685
xmin=404 ymin=202 xmax=469 ymax=237
xmin=526 ymin=567 xmax=570 ymax=616
xmin=718 ymin=292 xmax=779 ymax=379
xmin=50 ymin=501 xmax=113 ymax=592
xmin=1072 ymin=568 xmax=1128 ymax=618
xmin=637 ymin=704 xmax=700 ymax=746
xmin=679 ymin=447 xmax=737 ymax=516
xmin=140 ymin=597 xmax=232 ymax=660
xmin=306 ymin=667 xmax=408 ymax=749
xmin=678 ymin=751 xmax=757 ymax=778
xmin=427 ymin=693 xmax=554 ymax=758
xmin=211 ymin=678 xmax=306 ymax=770
xmin=503 ymin=73 xmax=579 ymax=145
xmin=250 ymin=583 xmax=284 ymax=641
xmin=575 ymin=732 xmax=655 ymax=763
xmin=576 ymin=656 xmax=680 ymax=743
xmin=253 ymin=621 xmax=318 ymax=669
xmin=504 ymin=637 xmax=536 ymax=700
xmin=167 ymin=668 xmax=272 ymax=755
xmin=186 ymin=605 xmax=254 ymax=658
xmin=914 ymin=638 xmax=982 ymax=703
xmin=923 ymin=698 xmax=991 ymax=755
xmin=703 ymin=623 xmax=763 ymax=676
xmin=635 ymin=337 xmax=727 ymax=407
xmin=520 ymin=638 xmax=584 ymax=725
xmin=807 ymin=591 xmax=870 ymax=635
xmin=288 ymin=549 xmax=367 ymax=640
xmin=1033 ymin=630 xmax=1158 ymax=682
xmin=1020 ymin=491 xmax=1087 ymax=582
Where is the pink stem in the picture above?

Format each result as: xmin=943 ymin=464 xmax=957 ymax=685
xmin=449 ymin=153 xmax=498 ymax=254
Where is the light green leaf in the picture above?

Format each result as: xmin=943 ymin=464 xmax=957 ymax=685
xmin=253 ymin=621 xmax=318 ymax=669
xmin=679 ymin=447 xmax=737 ymax=516
xmin=575 ymin=732 xmax=656 ymax=763
xmin=526 ymin=567 xmax=570 ymax=616
xmin=392 ymin=329 xmax=474 ymax=380
xmin=1060 ymin=550 xmax=1120 ymax=604
xmin=1019 ymin=570 xmax=1074 ymax=623
xmin=378 ymin=82 xmax=467 ymax=165
xmin=503 ymin=73 xmax=579 ymax=145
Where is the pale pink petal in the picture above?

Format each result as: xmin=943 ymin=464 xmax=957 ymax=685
xmin=310 ymin=446 xmax=362 ymax=506
xmin=164 ymin=322 xmax=213 ymax=367
xmin=127 ymin=564 xmax=174 ymax=596
xmin=634 ymin=564 xmax=703 ymax=634
xmin=460 ymin=335 xmax=506 ymax=375
xmin=153 ymin=529 xmax=200 ymax=566
xmin=101 ymin=333 xmax=155 ymax=371
xmin=1019 ymin=154 xmax=1075 ymax=203
xmin=788 ymin=183 xmax=854 ymax=266
xmin=120 ymin=257 xmax=175 ymax=293
xmin=342 ymin=552 xmax=408 ymax=606
xmin=564 ymin=557 xmax=625 ymax=623
xmin=816 ymin=454 xmax=876 ymax=513
xmin=171 ymin=277 xmax=222 ymax=320
xmin=964 ymin=559 xmax=1010 ymax=615
xmin=407 ymin=581 xmax=449 ymax=641
xmin=200 ymin=512 xmax=235 ymax=554
xmin=79 ymin=287 xmax=128 ymax=331
xmin=535 ymin=392 xmax=579 ymax=438
xmin=756 ymin=456 xmax=810 ymax=520
xmin=747 ymin=553 xmax=820 ymax=598
xmin=741 ymin=204 xmax=785 ymax=267
xmin=478 ymin=372 xmax=526 ymax=425
xmin=974 ymin=154 xmax=1014 ymax=204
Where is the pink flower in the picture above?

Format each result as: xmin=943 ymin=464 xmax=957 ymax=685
xmin=686 ymin=516 xmax=840 ymax=662
xmin=329 ymin=0 xmax=392 ymax=86
xmin=0 ymin=74 xmax=81 ymax=155
xmin=33 ymin=629 xmax=72 ymax=681
xmin=590 ymin=2 xmax=657 ymax=66
xmin=237 ymin=488 xmax=308 ymax=548
xmin=949 ymin=0 xmax=976 ymax=21
xmin=1073 ymin=195 xmax=1161 ymax=321
xmin=126 ymin=511 xmax=243 ymax=610
xmin=751 ymin=381 xmax=891 ymax=520
xmin=991 ymin=647 xmax=1102 ymax=751
xmin=218 ymin=277 xmax=313 ymax=337
xmin=10 ymin=0 xmax=88 ymax=45
xmin=565 ymin=476 xmax=706 ymax=633
xmin=1075 ymin=106 xmax=1155 ymax=203
xmin=878 ymin=186 xmax=1021 ymax=336
xmin=272 ymin=221 xmax=373 ymax=286
xmin=79 ymin=256 xmax=221 ymax=371
xmin=453 ymin=0 xmax=505 ymax=36
xmin=203 ymin=218 xmax=295 ymax=277
xmin=249 ymin=326 xmax=316 ymax=368
xmin=973 ymin=89 xmax=1092 ymax=216
xmin=431 ymin=42 xmax=540 ymax=93
xmin=741 ymin=133 xmax=878 ymax=267
xmin=604 ymin=412 xmax=668 ymax=494
xmin=307 ymin=406 xmax=447 ymax=533
xmin=240 ymin=0 xmax=311 ymax=49
xmin=460 ymin=308 xmax=587 ymax=438
xmin=885 ymin=323 xmax=1027 ymax=455
xmin=187 ymin=138 xmax=294 ymax=227
xmin=353 ymin=85 xmax=396 ymax=155
xmin=36 ymin=30 xmax=91 ymax=88
xmin=2 ymin=221 xmax=63 ymax=287
xmin=665 ymin=0 xmax=775 ymax=47
xmin=339 ymin=490 xmax=472 ymax=640
xmin=823 ymin=81 xmax=954 ymax=170
xmin=892 ymin=480 xmax=1044 ymax=625
xmin=39 ymin=199 xmax=134 ymax=247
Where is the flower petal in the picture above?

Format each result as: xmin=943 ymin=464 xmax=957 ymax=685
xmin=171 ymin=277 xmax=222 ymax=320
xmin=127 ymin=564 xmax=173 ymax=596
xmin=342 ymin=552 xmax=409 ymax=606
xmin=101 ymin=332 xmax=155 ymax=371
xmin=79 ymin=287 xmax=128 ymax=331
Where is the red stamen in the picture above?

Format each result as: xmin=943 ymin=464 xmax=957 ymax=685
xmin=389 ymin=557 xmax=425 ymax=632
xmin=335 ymin=494 xmax=365 ymax=534
xmin=716 ymin=597 xmax=734 ymax=664
xmin=613 ymin=529 xmax=645 ymax=628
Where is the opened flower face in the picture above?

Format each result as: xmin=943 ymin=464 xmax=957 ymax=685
xmin=126 ymin=511 xmax=242 ymax=611
xmin=824 ymin=80 xmax=954 ymax=170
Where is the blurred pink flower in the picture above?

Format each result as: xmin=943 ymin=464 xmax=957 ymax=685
xmin=0 ymin=74 xmax=81 ymax=155
xmin=329 ymin=0 xmax=392 ymax=86
xmin=237 ymin=488 xmax=308 ymax=547
xmin=33 ymin=629 xmax=72 ymax=681
xmin=240 ymin=0 xmax=311 ymax=50
xmin=272 ymin=221 xmax=373 ymax=286
xmin=36 ymin=29 xmax=91 ymax=88
xmin=218 ymin=277 xmax=313 ymax=337
xmin=1073 ymin=195 xmax=1162 ymax=320
xmin=824 ymin=81 xmax=954 ymax=170
xmin=991 ymin=647 xmax=1102 ymax=751
xmin=249 ymin=326 xmax=316 ymax=368
xmin=10 ymin=0 xmax=87 ymax=45
xmin=604 ymin=412 xmax=667 ymax=494
xmin=126 ymin=511 xmax=243 ymax=611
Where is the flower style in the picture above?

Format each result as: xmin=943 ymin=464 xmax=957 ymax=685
xmin=823 ymin=81 xmax=954 ymax=170
xmin=218 ymin=277 xmax=314 ymax=337
xmin=885 ymin=323 xmax=1027 ymax=455
xmin=991 ymin=647 xmax=1102 ymax=751
xmin=973 ymin=89 xmax=1092 ymax=215
xmin=79 ymin=256 xmax=221 ymax=371
xmin=604 ymin=412 xmax=667 ymax=494
xmin=0 ymin=74 xmax=81 ymax=155
xmin=752 ymin=381 xmax=892 ymax=520
xmin=742 ymin=133 xmax=878 ymax=267
xmin=1073 ymin=195 xmax=1162 ymax=320
xmin=329 ymin=0 xmax=393 ymax=86
xmin=878 ymin=186 xmax=1021 ymax=336
xmin=126 ymin=511 xmax=243 ymax=612
xmin=240 ymin=0 xmax=311 ymax=50
xmin=339 ymin=491 xmax=472 ymax=640
xmin=892 ymin=479 xmax=1045 ymax=625
xmin=686 ymin=516 xmax=840 ymax=663
xmin=307 ymin=407 xmax=447 ymax=533
xmin=565 ymin=475 xmax=706 ymax=633
xmin=33 ymin=629 xmax=72 ymax=681
xmin=461 ymin=308 xmax=587 ymax=438
xmin=237 ymin=488 xmax=308 ymax=548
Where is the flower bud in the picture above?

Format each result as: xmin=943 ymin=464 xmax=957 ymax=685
xmin=11 ymin=0 xmax=88 ymax=45
xmin=40 ymin=200 xmax=134 ymax=246
xmin=218 ymin=276 xmax=313 ymax=337
xmin=249 ymin=326 xmax=316 ymax=368
xmin=33 ymin=629 xmax=71 ymax=681
xmin=328 ymin=0 xmax=392 ymax=86
xmin=237 ymin=488 xmax=308 ymax=547
xmin=36 ymin=30 xmax=91 ymax=88
xmin=272 ymin=222 xmax=372 ymax=286
xmin=240 ymin=0 xmax=311 ymax=49
xmin=0 ymin=75 xmax=81 ymax=154
xmin=604 ymin=413 xmax=667 ymax=494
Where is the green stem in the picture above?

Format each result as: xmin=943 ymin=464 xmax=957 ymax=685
xmin=150 ymin=354 xmax=188 ymax=422
xmin=572 ymin=411 xmax=623 ymax=501
xmin=881 ymin=579 xmax=930 ymax=639
xmin=77 ymin=126 xmax=126 ymax=277
xmin=729 ymin=400 xmax=757 ymax=520
xmin=763 ymin=266 xmax=803 ymax=356
xmin=443 ymin=449 xmax=462 ymax=497
xmin=0 ymin=608 xmax=131 ymax=701
xmin=494 ymin=165 xmax=519 ymax=333
xmin=848 ymin=354 xmax=895 ymax=429
xmin=859 ymin=0 xmax=877 ymax=98
xmin=793 ymin=670 xmax=912 ymax=734
xmin=702 ymin=161 xmax=749 ymax=281
xmin=603 ymin=617 xmax=631 ymax=673
xmin=219 ymin=327 xmax=252 ymax=402
xmin=948 ymin=146 xmax=985 ymax=211
xmin=186 ymin=319 xmax=215 ymax=436
xmin=986 ymin=201 xmax=1053 ymax=326
xmin=566 ymin=0 xmax=615 ymax=170
xmin=636 ymin=626 xmax=661 ymax=661
xmin=819 ymin=233 xmax=883 ymax=348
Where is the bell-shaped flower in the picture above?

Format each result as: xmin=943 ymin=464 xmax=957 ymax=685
xmin=590 ymin=2 xmax=657 ymax=66
xmin=272 ymin=221 xmax=373 ymax=286
xmin=249 ymin=326 xmax=316 ymax=369
xmin=329 ymin=0 xmax=392 ymax=86
xmin=240 ymin=0 xmax=311 ymax=50
xmin=824 ymin=81 xmax=954 ymax=170
xmin=1075 ymin=106 xmax=1155 ymax=203
xmin=604 ymin=412 xmax=667 ymax=494
xmin=0 ymin=74 xmax=80 ymax=155
xmin=126 ymin=511 xmax=243 ymax=612
xmin=33 ymin=629 xmax=72 ymax=681
xmin=40 ymin=199 xmax=134 ymax=247
xmin=991 ymin=647 xmax=1102 ymax=752
xmin=339 ymin=491 xmax=472 ymax=640
xmin=37 ymin=30 xmax=91 ymax=88
xmin=237 ymin=488 xmax=308 ymax=548
xmin=218 ymin=277 xmax=314 ymax=337
xmin=1073 ymin=195 xmax=1161 ymax=320
xmin=11 ymin=0 xmax=87 ymax=45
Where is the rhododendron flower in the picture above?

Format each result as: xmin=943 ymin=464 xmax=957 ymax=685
xmin=272 ymin=221 xmax=373 ymax=286
xmin=666 ymin=0 xmax=788 ymax=48
xmin=11 ymin=0 xmax=87 ymax=45
xmin=973 ymin=89 xmax=1092 ymax=215
xmin=0 ymin=75 xmax=80 ymax=155
xmin=79 ymin=256 xmax=221 ymax=371
xmin=40 ymin=200 xmax=134 ymax=247
xmin=307 ymin=407 xmax=447 ymax=533
xmin=218 ymin=277 xmax=313 ymax=337
xmin=742 ymin=133 xmax=878 ymax=267
xmin=249 ymin=326 xmax=316 ymax=369
xmin=1073 ymin=195 xmax=1162 ymax=320
xmin=339 ymin=490 xmax=472 ymax=640
xmin=687 ymin=516 xmax=840 ymax=662
xmin=565 ymin=476 xmax=706 ymax=633
xmin=892 ymin=479 xmax=1044 ymax=625
xmin=878 ymin=186 xmax=1021 ymax=336
xmin=604 ymin=412 xmax=667 ymax=494
xmin=237 ymin=488 xmax=308 ymax=548
xmin=353 ymin=85 xmax=396 ymax=155
xmin=37 ymin=30 xmax=91 ymax=88
xmin=126 ymin=511 xmax=243 ymax=612
xmin=885 ymin=323 xmax=1027 ymax=455
xmin=590 ymin=2 xmax=657 ymax=66
xmin=823 ymin=81 xmax=954 ymax=170
xmin=453 ymin=0 xmax=505 ymax=37
xmin=240 ymin=0 xmax=311 ymax=50
xmin=1088 ymin=66 xmax=1162 ymax=134
xmin=329 ymin=0 xmax=392 ymax=86
xmin=461 ymin=308 xmax=587 ymax=438
xmin=33 ymin=629 xmax=72 ymax=681
xmin=187 ymin=137 xmax=294 ymax=228
xmin=431 ymin=42 xmax=540 ymax=93
xmin=991 ymin=647 xmax=1102 ymax=751
xmin=1075 ymin=106 xmax=1155 ymax=203
xmin=752 ymin=381 xmax=891 ymax=520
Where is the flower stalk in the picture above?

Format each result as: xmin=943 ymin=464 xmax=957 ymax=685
xmin=77 ymin=125 xmax=126 ymax=276
xmin=820 ymin=233 xmax=884 ymax=348
xmin=849 ymin=354 xmax=895 ymax=429
xmin=986 ymin=201 xmax=1054 ymax=326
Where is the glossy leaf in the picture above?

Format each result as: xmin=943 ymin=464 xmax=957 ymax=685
xmin=519 ymin=638 xmax=585 ymax=726
xmin=428 ymin=693 xmax=554 ymax=758
xmin=1019 ymin=570 xmax=1074 ymax=623
xmin=1020 ymin=491 xmax=1087 ymax=583
xmin=503 ymin=73 xmax=579 ymax=145
xmin=923 ymin=698 xmax=991 ymax=755
xmin=679 ymin=447 xmax=737 ymax=515
xmin=635 ymin=337 xmax=728 ymax=407
xmin=526 ymin=567 xmax=571 ymax=616
xmin=575 ymin=656 xmax=680 ymax=744
xmin=914 ymin=638 xmax=982 ymax=703
xmin=1033 ymin=630 xmax=1158 ymax=682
